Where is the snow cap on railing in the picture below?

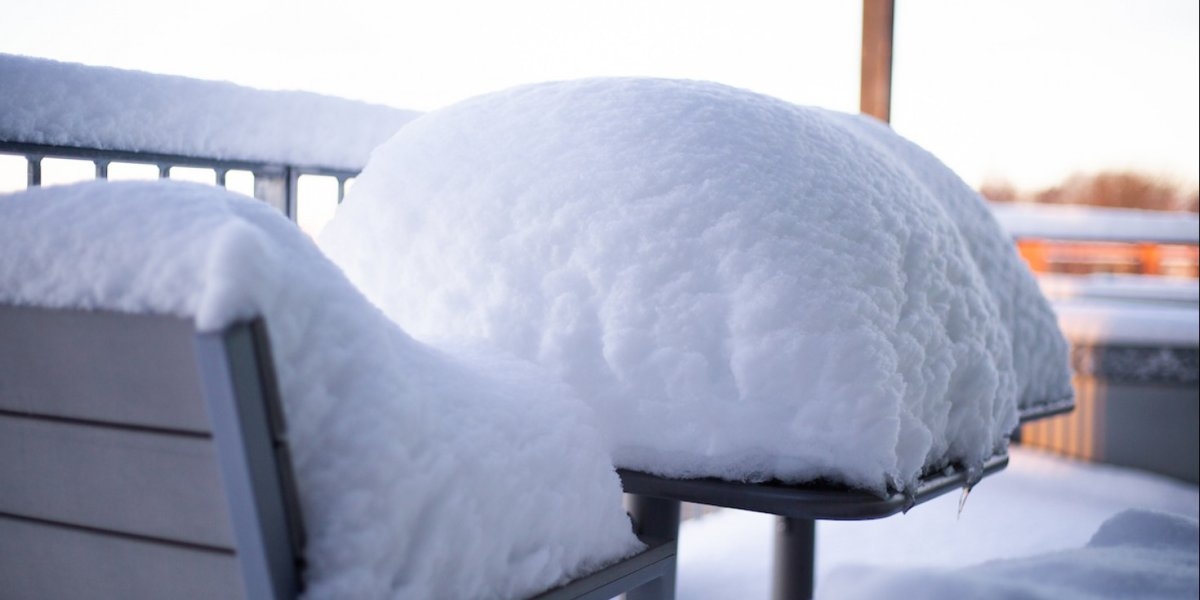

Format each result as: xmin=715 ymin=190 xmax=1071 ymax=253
xmin=0 ymin=53 xmax=419 ymax=171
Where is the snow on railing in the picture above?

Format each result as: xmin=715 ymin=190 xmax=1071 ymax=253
xmin=990 ymin=202 xmax=1199 ymax=245
xmin=0 ymin=53 xmax=419 ymax=234
xmin=992 ymin=204 xmax=1199 ymax=479
xmin=989 ymin=203 xmax=1200 ymax=279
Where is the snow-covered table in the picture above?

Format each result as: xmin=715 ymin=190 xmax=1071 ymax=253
xmin=619 ymin=434 xmax=1056 ymax=599
xmin=315 ymin=77 xmax=1080 ymax=600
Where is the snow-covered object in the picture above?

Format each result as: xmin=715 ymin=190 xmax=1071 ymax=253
xmin=1054 ymin=300 xmax=1200 ymax=348
xmin=1038 ymin=274 xmax=1200 ymax=307
xmin=675 ymin=447 xmax=1200 ymax=598
xmin=990 ymin=202 xmax=1200 ymax=245
xmin=836 ymin=116 xmax=1073 ymax=415
xmin=320 ymin=78 xmax=1072 ymax=493
xmin=819 ymin=509 xmax=1199 ymax=600
xmin=0 ymin=53 xmax=418 ymax=171
xmin=0 ymin=181 xmax=641 ymax=599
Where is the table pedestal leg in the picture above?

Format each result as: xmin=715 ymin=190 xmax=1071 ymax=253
xmin=772 ymin=516 xmax=815 ymax=600
xmin=626 ymin=495 xmax=680 ymax=600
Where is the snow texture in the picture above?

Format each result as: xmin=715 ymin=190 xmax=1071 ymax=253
xmin=320 ymin=78 xmax=1073 ymax=493
xmin=0 ymin=181 xmax=642 ymax=599
xmin=0 ymin=53 xmax=418 ymax=171
xmin=820 ymin=509 xmax=1199 ymax=600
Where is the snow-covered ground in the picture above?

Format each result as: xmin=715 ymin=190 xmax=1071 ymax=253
xmin=676 ymin=446 xmax=1199 ymax=599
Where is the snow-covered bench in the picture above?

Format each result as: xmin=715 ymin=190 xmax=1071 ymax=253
xmin=0 ymin=303 xmax=676 ymax=599
xmin=0 ymin=300 xmax=1070 ymax=600
xmin=0 ymin=308 xmax=304 ymax=599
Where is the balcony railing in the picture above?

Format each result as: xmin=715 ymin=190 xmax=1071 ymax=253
xmin=1 ymin=140 xmax=358 ymax=222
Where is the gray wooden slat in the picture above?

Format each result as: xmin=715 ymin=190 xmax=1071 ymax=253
xmin=0 ymin=514 xmax=244 ymax=600
xmin=0 ymin=414 xmax=236 ymax=548
xmin=0 ymin=305 xmax=212 ymax=433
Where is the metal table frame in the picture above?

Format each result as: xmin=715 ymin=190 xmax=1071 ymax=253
xmin=620 ymin=454 xmax=1011 ymax=600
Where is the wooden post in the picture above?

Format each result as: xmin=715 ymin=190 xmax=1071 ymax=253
xmin=861 ymin=0 xmax=895 ymax=123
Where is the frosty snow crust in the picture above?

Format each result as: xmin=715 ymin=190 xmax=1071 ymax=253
xmin=322 ymin=78 xmax=1073 ymax=493
xmin=0 ymin=181 xmax=641 ymax=599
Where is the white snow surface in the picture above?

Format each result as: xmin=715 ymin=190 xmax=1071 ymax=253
xmin=677 ymin=447 xmax=1200 ymax=599
xmin=989 ymin=202 xmax=1200 ymax=245
xmin=0 ymin=181 xmax=642 ymax=599
xmin=1054 ymin=300 xmax=1200 ymax=347
xmin=1038 ymin=274 xmax=1199 ymax=347
xmin=0 ymin=53 xmax=418 ymax=171
xmin=1039 ymin=274 xmax=1200 ymax=307
xmin=822 ymin=509 xmax=1199 ymax=600
xmin=320 ymin=78 xmax=1072 ymax=493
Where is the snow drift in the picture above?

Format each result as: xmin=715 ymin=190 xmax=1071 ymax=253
xmin=321 ymin=78 xmax=1073 ymax=493
xmin=820 ymin=509 xmax=1199 ymax=600
xmin=0 ymin=181 xmax=641 ymax=599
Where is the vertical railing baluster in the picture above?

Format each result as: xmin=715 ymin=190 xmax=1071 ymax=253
xmin=626 ymin=495 xmax=680 ymax=600
xmin=2 ymin=142 xmax=357 ymax=213
xmin=253 ymin=166 xmax=297 ymax=220
xmin=27 ymin=155 xmax=42 ymax=187
xmin=286 ymin=167 xmax=298 ymax=221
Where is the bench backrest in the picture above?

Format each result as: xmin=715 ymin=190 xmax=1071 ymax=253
xmin=0 ymin=304 xmax=302 ymax=600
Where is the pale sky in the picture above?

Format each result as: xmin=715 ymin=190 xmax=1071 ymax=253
xmin=1 ymin=0 xmax=1196 ymax=190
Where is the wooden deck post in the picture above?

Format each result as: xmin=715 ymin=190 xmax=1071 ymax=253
xmin=860 ymin=0 xmax=895 ymax=123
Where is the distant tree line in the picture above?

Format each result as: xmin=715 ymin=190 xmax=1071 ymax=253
xmin=979 ymin=171 xmax=1199 ymax=213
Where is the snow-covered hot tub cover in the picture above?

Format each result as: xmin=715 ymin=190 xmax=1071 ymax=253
xmin=0 ymin=181 xmax=642 ymax=599
xmin=321 ymin=78 xmax=1073 ymax=494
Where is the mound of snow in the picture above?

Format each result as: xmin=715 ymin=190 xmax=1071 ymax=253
xmin=321 ymin=78 xmax=1071 ymax=493
xmin=0 ymin=181 xmax=641 ymax=599
xmin=0 ymin=53 xmax=418 ymax=170
xmin=820 ymin=509 xmax=1199 ymax=599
